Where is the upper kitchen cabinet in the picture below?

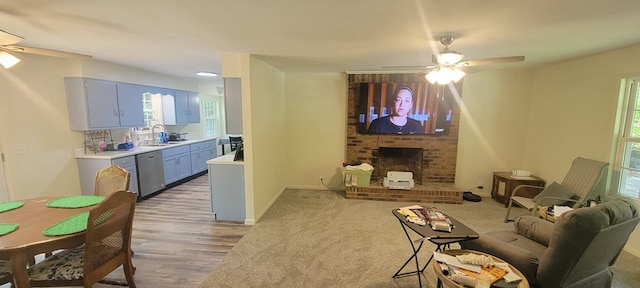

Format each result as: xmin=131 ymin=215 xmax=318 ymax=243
xmin=224 ymin=78 xmax=242 ymax=134
xmin=65 ymin=78 xmax=145 ymax=130
xmin=163 ymin=89 xmax=200 ymax=125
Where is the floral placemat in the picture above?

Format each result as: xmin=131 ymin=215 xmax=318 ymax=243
xmin=0 ymin=201 xmax=24 ymax=213
xmin=46 ymin=195 xmax=105 ymax=208
xmin=0 ymin=223 xmax=19 ymax=236
xmin=42 ymin=212 xmax=89 ymax=236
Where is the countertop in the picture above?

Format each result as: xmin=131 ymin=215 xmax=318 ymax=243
xmin=76 ymin=138 xmax=217 ymax=160
xmin=207 ymin=152 xmax=243 ymax=165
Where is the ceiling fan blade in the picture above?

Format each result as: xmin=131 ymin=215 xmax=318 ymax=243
xmin=0 ymin=29 xmax=24 ymax=45
xmin=460 ymin=56 xmax=524 ymax=67
xmin=381 ymin=65 xmax=430 ymax=70
xmin=2 ymin=45 xmax=92 ymax=60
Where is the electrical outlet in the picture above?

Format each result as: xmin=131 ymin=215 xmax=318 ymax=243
xmin=320 ymin=177 xmax=324 ymax=183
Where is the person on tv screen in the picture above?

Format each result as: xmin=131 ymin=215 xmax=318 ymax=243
xmin=367 ymin=86 xmax=423 ymax=134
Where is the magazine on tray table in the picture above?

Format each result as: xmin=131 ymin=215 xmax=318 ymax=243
xmin=397 ymin=205 xmax=454 ymax=232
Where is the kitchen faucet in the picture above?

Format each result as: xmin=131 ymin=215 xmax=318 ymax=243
xmin=151 ymin=124 xmax=167 ymax=145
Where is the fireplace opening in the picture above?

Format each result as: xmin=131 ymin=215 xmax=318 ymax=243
xmin=373 ymin=147 xmax=423 ymax=184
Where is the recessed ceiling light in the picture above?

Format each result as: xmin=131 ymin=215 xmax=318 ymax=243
xmin=196 ymin=71 xmax=218 ymax=77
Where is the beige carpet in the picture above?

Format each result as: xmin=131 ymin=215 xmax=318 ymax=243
xmin=200 ymin=189 xmax=640 ymax=288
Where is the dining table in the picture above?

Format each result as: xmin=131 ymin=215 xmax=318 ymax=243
xmin=0 ymin=196 xmax=98 ymax=288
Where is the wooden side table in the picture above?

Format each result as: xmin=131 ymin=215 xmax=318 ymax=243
xmin=491 ymin=172 xmax=545 ymax=207
xmin=538 ymin=207 xmax=557 ymax=223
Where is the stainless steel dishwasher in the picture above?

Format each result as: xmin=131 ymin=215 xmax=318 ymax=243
xmin=136 ymin=150 xmax=165 ymax=197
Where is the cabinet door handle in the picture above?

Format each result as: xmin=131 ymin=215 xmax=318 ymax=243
xmin=120 ymin=109 xmax=125 ymax=116
xmin=113 ymin=109 xmax=118 ymax=117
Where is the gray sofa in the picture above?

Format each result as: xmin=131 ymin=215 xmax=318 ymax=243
xmin=460 ymin=198 xmax=639 ymax=288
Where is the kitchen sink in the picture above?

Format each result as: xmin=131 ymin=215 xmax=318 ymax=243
xmin=144 ymin=142 xmax=181 ymax=147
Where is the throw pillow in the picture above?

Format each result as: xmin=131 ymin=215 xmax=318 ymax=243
xmin=533 ymin=181 xmax=577 ymax=206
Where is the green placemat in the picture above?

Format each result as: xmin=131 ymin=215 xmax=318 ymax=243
xmin=0 ymin=201 xmax=24 ymax=213
xmin=46 ymin=195 xmax=105 ymax=208
xmin=43 ymin=212 xmax=89 ymax=236
xmin=0 ymin=223 xmax=19 ymax=236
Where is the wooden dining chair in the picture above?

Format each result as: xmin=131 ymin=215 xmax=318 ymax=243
xmin=27 ymin=190 xmax=137 ymax=288
xmin=229 ymin=136 xmax=243 ymax=152
xmin=95 ymin=165 xmax=131 ymax=196
xmin=0 ymin=260 xmax=14 ymax=286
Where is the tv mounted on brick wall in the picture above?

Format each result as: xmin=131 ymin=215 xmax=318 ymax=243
xmin=357 ymin=82 xmax=455 ymax=135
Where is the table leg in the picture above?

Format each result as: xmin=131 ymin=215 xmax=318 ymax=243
xmin=10 ymin=254 xmax=31 ymax=288
xmin=392 ymin=219 xmax=425 ymax=288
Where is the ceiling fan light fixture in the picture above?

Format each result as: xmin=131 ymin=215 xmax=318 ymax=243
xmin=425 ymin=70 xmax=439 ymax=84
xmin=437 ymin=51 xmax=464 ymax=65
xmin=425 ymin=67 xmax=465 ymax=85
xmin=436 ymin=68 xmax=453 ymax=85
xmin=451 ymin=68 xmax=465 ymax=82
xmin=0 ymin=51 xmax=21 ymax=69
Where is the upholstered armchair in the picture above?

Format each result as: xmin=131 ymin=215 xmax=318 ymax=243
xmin=461 ymin=198 xmax=639 ymax=288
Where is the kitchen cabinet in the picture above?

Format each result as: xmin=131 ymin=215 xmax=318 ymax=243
xmin=224 ymin=78 xmax=243 ymax=134
xmin=163 ymin=90 xmax=200 ymax=125
xmin=190 ymin=140 xmax=217 ymax=174
xmin=65 ymin=78 xmax=144 ymax=130
xmin=207 ymin=153 xmax=245 ymax=222
xmin=162 ymin=145 xmax=192 ymax=185
xmin=76 ymin=156 xmax=139 ymax=195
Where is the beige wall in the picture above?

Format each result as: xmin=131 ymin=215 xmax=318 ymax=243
xmin=526 ymin=44 xmax=640 ymax=256
xmin=284 ymin=73 xmax=347 ymax=188
xmin=1 ymin=54 xmax=83 ymax=199
xmin=245 ymin=56 xmax=287 ymax=222
xmin=455 ymin=70 xmax=533 ymax=191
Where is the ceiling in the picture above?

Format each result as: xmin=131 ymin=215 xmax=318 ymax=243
xmin=2 ymin=0 xmax=640 ymax=80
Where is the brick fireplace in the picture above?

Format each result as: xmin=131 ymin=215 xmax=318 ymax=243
xmin=374 ymin=147 xmax=423 ymax=184
xmin=345 ymin=74 xmax=463 ymax=204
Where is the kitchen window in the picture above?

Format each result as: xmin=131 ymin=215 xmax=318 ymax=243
xmin=202 ymin=98 xmax=221 ymax=137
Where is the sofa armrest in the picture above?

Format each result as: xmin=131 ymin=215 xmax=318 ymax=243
xmin=514 ymin=216 xmax=554 ymax=246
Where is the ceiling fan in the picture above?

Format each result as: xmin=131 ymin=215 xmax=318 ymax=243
xmin=0 ymin=29 xmax=92 ymax=68
xmin=384 ymin=35 xmax=524 ymax=84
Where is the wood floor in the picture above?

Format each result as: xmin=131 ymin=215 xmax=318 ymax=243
xmin=99 ymin=173 xmax=251 ymax=287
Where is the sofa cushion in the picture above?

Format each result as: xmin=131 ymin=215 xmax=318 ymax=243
xmin=533 ymin=181 xmax=576 ymax=206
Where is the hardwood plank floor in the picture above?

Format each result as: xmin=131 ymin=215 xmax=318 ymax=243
xmin=98 ymin=173 xmax=251 ymax=287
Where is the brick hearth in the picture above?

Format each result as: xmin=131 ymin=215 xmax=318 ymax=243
xmin=345 ymin=182 xmax=462 ymax=204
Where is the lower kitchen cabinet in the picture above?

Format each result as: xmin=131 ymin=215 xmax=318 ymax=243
xmin=207 ymin=153 xmax=245 ymax=222
xmin=190 ymin=140 xmax=217 ymax=174
xmin=162 ymin=145 xmax=192 ymax=185
xmin=77 ymin=156 xmax=139 ymax=195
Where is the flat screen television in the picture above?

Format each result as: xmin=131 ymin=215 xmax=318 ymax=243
xmin=233 ymin=144 xmax=244 ymax=161
xmin=356 ymin=82 xmax=456 ymax=135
